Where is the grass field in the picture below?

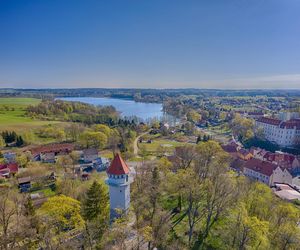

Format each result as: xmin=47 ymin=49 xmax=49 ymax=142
xmin=0 ymin=97 xmax=61 ymax=132
xmin=138 ymin=138 xmax=187 ymax=156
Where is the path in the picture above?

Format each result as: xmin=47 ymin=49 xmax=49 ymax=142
xmin=133 ymin=131 xmax=150 ymax=156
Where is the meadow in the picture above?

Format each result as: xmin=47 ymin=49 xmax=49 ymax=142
xmin=0 ymin=97 xmax=61 ymax=132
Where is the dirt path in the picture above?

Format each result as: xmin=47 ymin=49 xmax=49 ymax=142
xmin=133 ymin=131 xmax=150 ymax=156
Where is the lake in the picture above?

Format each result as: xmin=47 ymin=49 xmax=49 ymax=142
xmin=58 ymin=97 xmax=165 ymax=121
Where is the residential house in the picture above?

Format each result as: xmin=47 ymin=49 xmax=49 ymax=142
xmin=237 ymin=148 xmax=253 ymax=161
xmin=82 ymin=148 xmax=98 ymax=163
xmin=3 ymin=152 xmax=16 ymax=163
xmin=243 ymin=158 xmax=293 ymax=186
xmin=29 ymin=143 xmax=74 ymax=162
xmin=18 ymin=177 xmax=32 ymax=192
xmin=40 ymin=152 xmax=56 ymax=163
xmin=0 ymin=163 xmax=19 ymax=178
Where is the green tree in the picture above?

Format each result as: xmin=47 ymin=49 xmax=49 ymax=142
xmin=80 ymin=131 xmax=108 ymax=149
xmin=0 ymin=135 xmax=5 ymax=148
xmin=187 ymin=110 xmax=201 ymax=123
xmin=39 ymin=195 xmax=84 ymax=232
xmin=82 ymin=181 xmax=109 ymax=248
xmin=93 ymin=124 xmax=111 ymax=137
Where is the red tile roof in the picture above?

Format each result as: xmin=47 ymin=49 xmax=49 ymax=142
xmin=0 ymin=163 xmax=19 ymax=174
xmin=222 ymin=145 xmax=238 ymax=153
xmin=7 ymin=163 xmax=18 ymax=173
xmin=30 ymin=143 xmax=74 ymax=156
xmin=256 ymin=117 xmax=281 ymax=126
xmin=107 ymin=153 xmax=130 ymax=175
xmin=244 ymin=158 xmax=277 ymax=177
xmin=280 ymin=120 xmax=300 ymax=129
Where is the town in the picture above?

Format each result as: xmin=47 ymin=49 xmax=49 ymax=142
xmin=1 ymin=0 xmax=300 ymax=249
xmin=0 ymin=90 xmax=299 ymax=249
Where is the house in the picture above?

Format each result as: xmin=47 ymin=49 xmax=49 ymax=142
xmin=82 ymin=148 xmax=98 ymax=163
xmin=40 ymin=152 xmax=56 ymax=163
xmin=3 ymin=152 xmax=16 ymax=163
xmin=243 ymin=158 xmax=293 ymax=186
xmin=237 ymin=148 xmax=253 ymax=161
xmin=0 ymin=168 xmax=10 ymax=178
xmin=251 ymin=147 xmax=300 ymax=170
xmin=29 ymin=143 xmax=74 ymax=161
xmin=0 ymin=163 xmax=19 ymax=178
xmin=18 ymin=177 xmax=32 ymax=192
xmin=222 ymin=144 xmax=239 ymax=158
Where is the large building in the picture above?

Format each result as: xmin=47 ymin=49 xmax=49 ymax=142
xmin=105 ymin=153 xmax=132 ymax=220
xmin=255 ymin=117 xmax=300 ymax=147
xmin=243 ymin=158 xmax=293 ymax=186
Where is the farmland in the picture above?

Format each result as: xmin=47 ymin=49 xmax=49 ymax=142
xmin=0 ymin=98 xmax=61 ymax=132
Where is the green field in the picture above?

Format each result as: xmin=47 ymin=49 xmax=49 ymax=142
xmin=0 ymin=97 xmax=61 ymax=132
xmin=138 ymin=138 xmax=187 ymax=155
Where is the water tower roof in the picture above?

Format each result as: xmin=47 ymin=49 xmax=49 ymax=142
xmin=107 ymin=153 xmax=130 ymax=175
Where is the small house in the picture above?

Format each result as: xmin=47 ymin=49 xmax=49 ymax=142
xmin=82 ymin=148 xmax=98 ymax=163
xmin=18 ymin=177 xmax=32 ymax=193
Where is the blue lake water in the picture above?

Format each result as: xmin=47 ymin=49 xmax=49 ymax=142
xmin=58 ymin=97 xmax=164 ymax=121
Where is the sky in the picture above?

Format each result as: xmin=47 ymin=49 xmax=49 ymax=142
xmin=0 ymin=0 xmax=300 ymax=89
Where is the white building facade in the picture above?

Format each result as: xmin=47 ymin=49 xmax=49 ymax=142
xmin=255 ymin=117 xmax=300 ymax=147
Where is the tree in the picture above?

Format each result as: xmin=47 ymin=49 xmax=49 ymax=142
xmin=65 ymin=123 xmax=85 ymax=142
xmin=230 ymin=114 xmax=254 ymax=141
xmin=187 ymin=110 xmax=201 ymax=123
xmin=23 ymin=131 xmax=34 ymax=144
xmin=16 ymin=152 xmax=30 ymax=167
xmin=56 ymin=155 xmax=73 ymax=173
xmin=16 ymin=136 xmax=24 ymax=147
xmin=0 ymin=189 xmax=36 ymax=249
xmin=39 ymin=195 xmax=84 ymax=232
xmin=82 ymin=181 xmax=109 ymax=248
xmin=80 ymin=131 xmax=108 ymax=149
xmin=211 ymin=202 xmax=270 ymax=249
xmin=93 ymin=124 xmax=111 ymax=137
xmin=0 ymin=135 xmax=5 ymax=148
xmin=82 ymin=181 xmax=109 ymax=222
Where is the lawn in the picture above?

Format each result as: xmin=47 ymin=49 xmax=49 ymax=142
xmin=0 ymin=97 xmax=61 ymax=132
xmin=138 ymin=138 xmax=187 ymax=156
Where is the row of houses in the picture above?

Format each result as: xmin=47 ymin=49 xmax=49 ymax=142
xmin=222 ymin=139 xmax=300 ymax=197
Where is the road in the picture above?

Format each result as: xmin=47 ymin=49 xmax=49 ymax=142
xmin=133 ymin=131 xmax=150 ymax=156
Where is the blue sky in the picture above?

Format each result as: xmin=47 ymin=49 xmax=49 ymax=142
xmin=0 ymin=0 xmax=300 ymax=89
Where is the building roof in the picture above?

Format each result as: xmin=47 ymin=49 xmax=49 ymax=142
xmin=238 ymin=148 xmax=251 ymax=156
xmin=244 ymin=158 xmax=277 ymax=177
xmin=29 ymin=143 xmax=74 ymax=156
xmin=107 ymin=153 xmax=130 ymax=175
xmin=222 ymin=144 xmax=238 ymax=153
xmin=7 ymin=163 xmax=18 ymax=173
xmin=17 ymin=176 xmax=31 ymax=184
xmin=0 ymin=168 xmax=10 ymax=176
xmin=0 ymin=163 xmax=19 ymax=174
xmin=83 ymin=148 xmax=98 ymax=156
xmin=279 ymin=119 xmax=300 ymax=129
xmin=256 ymin=117 xmax=281 ymax=126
